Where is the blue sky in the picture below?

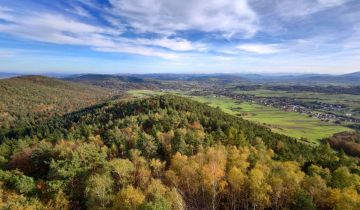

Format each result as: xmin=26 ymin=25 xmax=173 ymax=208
xmin=0 ymin=0 xmax=359 ymax=74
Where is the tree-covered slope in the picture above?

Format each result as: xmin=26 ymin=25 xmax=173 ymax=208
xmin=0 ymin=75 xmax=113 ymax=129
xmin=0 ymin=95 xmax=359 ymax=209
xmin=65 ymin=74 xmax=160 ymax=91
xmin=1 ymin=95 xmax=311 ymax=160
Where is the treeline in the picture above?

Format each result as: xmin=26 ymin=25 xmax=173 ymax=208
xmin=0 ymin=95 xmax=359 ymax=209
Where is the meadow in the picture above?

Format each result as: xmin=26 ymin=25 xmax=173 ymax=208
xmin=127 ymin=89 xmax=165 ymax=97
xmin=127 ymin=90 xmax=351 ymax=143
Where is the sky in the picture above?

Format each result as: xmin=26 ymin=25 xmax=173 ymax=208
xmin=0 ymin=0 xmax=359 ymax=74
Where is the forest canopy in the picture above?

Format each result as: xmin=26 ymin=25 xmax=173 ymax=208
xmin=1 ymin=95 xmax=360 ymax=209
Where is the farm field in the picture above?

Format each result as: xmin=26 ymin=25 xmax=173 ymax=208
xmin=128 ymin=90 xmax=351 ymax=143
xmin=188 ymin=95 xmax=351 ymax=143
xmin=235 ymin=89 xmax=360 ymax=110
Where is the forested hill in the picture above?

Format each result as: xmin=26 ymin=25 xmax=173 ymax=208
xmin=1 ymin=95 xmax=360 ymax=209
xmin=1 ymin=94 xmax=307 ymax=160
xmin=65 ymin=74 xmax=161 ymax=91
xmin=0 ymin=75 xmax=113 ymax=129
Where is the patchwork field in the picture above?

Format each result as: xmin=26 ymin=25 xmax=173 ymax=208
xmin=235 ymin=89 xmax=360 ymax=118
xmin=128 ymin=90 xmax=351 ymax=143
xmin=189 ymin=95 xmax=351 ymax=143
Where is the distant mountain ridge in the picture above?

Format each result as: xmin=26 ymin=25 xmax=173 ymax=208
xmin=130 ymin=73 xmax=246 ymax=81
xmin=66 ymin=74 xmax=148 ymax=83
xmin=3 ymin=71 xmax=360 ymax=85
xmin=64 ymin=74 xmax=161 ymax=90
xmin=91 ymin=71 xmax=360 ymax=85
xmin=238 ymin=71 xmax=360 ymax=85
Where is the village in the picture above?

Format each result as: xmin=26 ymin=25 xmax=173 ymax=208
xmin=190 ymin=87 xmax=360 ymax=124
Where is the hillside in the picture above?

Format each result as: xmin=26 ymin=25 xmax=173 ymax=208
xmin=66 ymin=74 xmax=250 ymax=91
xmin=1 ymin=95 xmax=359 ymax=209
xmin=65 ymin=74 xmax=161 ymax=91
xmin=0 ymin=75 xmax=113 ymax=129
xmin=134 ymin=73 xmax=247 ymax=82
xmin=69 ymin=72 xmax=360 ymax=87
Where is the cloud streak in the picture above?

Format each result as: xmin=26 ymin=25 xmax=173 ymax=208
xmin=0 ymin=10 xmax=188 ymax=59
xmin=108 ymin=0 xmax=259 ymax=38
xmin=236 ymin=43 xmax=285 ymax=54
xmin=272 ymin=0 xmax=349 ymax=18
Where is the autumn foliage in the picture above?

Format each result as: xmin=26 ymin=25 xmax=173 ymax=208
xmin=1 ymin=95 xmax=360 ymax=209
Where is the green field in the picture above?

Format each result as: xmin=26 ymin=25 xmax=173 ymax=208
xmin=235 ymin=89 xmax=360 ymax=118
xmin=127 ymin=89 xmax=165 ymax=97
xmin=128 ymin=90 xmax=351 ymax=143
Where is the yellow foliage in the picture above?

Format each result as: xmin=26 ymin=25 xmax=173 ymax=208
xmin=328 ymin=188 xmax=360 ymax=210
xmin=112 ymin=186 xmax=145 ymax=210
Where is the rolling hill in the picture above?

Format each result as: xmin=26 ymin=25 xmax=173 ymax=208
xmin=68 ymin=72 xmax=360 ymax=87
xmin=0 ymin=95 xmax=359 ymax=209
xmin=133 ymin=73 xmax=247 ymax=82
xmin=0 ymin=75 xmax=113 ymax=129
xmin=65 ymin=74 xmax=161 ymax=91
xmin=1 ymin=94 xmax=305 ymax=159
xmin=239 ymin=71 xmax=360 ymax=85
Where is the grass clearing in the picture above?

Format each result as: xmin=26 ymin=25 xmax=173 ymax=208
xmin=127 ymin=89 xmax=186 ymax=98
xmin=127 ymin=89 xmax=164 ymax=98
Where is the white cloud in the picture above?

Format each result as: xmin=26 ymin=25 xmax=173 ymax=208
xmin=317 ymin=0 xmax=348 ymax=7
xmin=30 ymin=14 xmax=103 ymax=33
xmin=0 ymin=6 xmax=14 ymax=21
xmin=66 ymin=5 xmax=92 ymax=18
xmin=0 ymin=6 xmax=12 ymax=12
xmin=274 ymin=0 xmax=348 ymax=17
xmin=135 ymin=38 xmax=203 ymax=51
xmin=0 ymin=0 xmax=358 ymax=72
xmin=0 ymin=15 xmax=120 ymax=56
xmin=0 ymin=13 xmax=115 ymax=41
xmin=236 ymin=43 xmax=285 ymax=54
xmin=94 ymin=46 xmax=179 ymax=59
xmin=0 ymin=50 xmax=14 ymax=58
xmin=0 ymin=10 xmax=187 ymax=59
xmin=108 ymin=0 xmax=259 ymax=38
xmin=343 ymin=24 xmax=360 ymax=50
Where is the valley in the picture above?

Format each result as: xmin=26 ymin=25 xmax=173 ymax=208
xmin=127 ymin=86 xmax=353 ymax=143
xmin=1 ymin=73 xmax=360 ymax=210
xmin=1 ymin=1 xmax=360 ymax=209
xmin=2 ymin=73 xmax=358 ymax=147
